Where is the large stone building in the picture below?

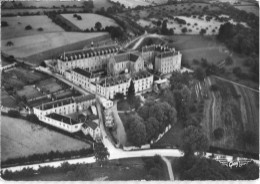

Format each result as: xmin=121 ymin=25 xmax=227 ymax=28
xmin=96 ymin=71 xmax=153 ymax=99
xmin=107 ymin=52 xmax=144 ymax=75
xmin=33 ymin=95 xmax=97 ymax=134
xmin=57 ymin=45 xmax=120 ymax=75
xmin=141 ymin=44 xmax=182 ymax=74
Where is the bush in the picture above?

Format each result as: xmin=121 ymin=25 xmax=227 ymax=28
xmin=192 ymin=59 xmax=200 ymax=65
xmin=1 ymin=21 xmax=8 ymax=27
xmin=213 ymin=128 xmax=224 ymax=140
xmin=233 ymin=67 xmax=242 ymax=76
xmin=7 ymin=110 xmax=20 ymax=118
xmin=37 ymin=27 xmax=43 ymax=31
xmin=25 ymin=25 xmax=32 ymax=30
xmin=6 ymin=41 xmax=14 ymax=46
xmin=210 ymin=84 xmax=219 ymax=91
xmin=225 ymin=56 xmax=233 ymax=65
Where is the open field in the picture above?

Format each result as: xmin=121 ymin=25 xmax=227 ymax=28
xmin=234 ymin=5 xmax=259 ymax=16
xmin=60 ymin=13 xmax=119 ymax=31
xmin=111 ymin=0 xmax=151 ymax=8
xmin=1 ymin=116 xmax=90 ymax=161
xmin=201 ymin=77 xmax=259 ymax=153
xmin=2 ymin=32 xmax=108 ymax=65
xmin=2 ymin=67 xmax=47 ymax=90
xmin=2 ymin=15 xmax=64 ymax=40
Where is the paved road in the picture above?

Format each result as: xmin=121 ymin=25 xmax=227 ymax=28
xmin=111 ymin=101 xmax=127 ymax=146
xmin=161 ymin=156 xmax=174 ymax=180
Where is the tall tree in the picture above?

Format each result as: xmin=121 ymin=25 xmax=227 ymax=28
xmin=95 ymin=22 xmax=102 ymax=31
xmin=180 ymin=126 xmax=209 ymax=156
xmin=125 ymin=114 xmax=146 ymax=147
xmin=94 ymin=143 xmax=109 ymax=166
xmin=145 ymin=117 xmax=160 ymax=142
xmin=127 ymin=80 xmax=135 ymax=107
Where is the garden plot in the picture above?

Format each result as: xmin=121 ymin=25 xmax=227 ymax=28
xmin=1 ymin=90 xmax=17 ymax=108
xmin=36 ymin=78 xmax=65 ymax=93
xmin=1 ymin=116 xmax=90 ymax=161
xmin=17 ymin=85 xmax=42 ymax=100
xmin=60 ymin=13 xmax=119 ymax=31
xmin=2 ymin=15 xmax=64 ymax=40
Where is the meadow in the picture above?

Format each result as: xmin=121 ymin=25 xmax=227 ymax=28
xmin=2 ymin=32 xmax=108 ymax=65
xmin=2 ymin=15 xmax=64 ymax=39
xmin=60 ymin=13 xmax=119 ymax=31
xmin=1 ymin=116 xmax=90 ymax=161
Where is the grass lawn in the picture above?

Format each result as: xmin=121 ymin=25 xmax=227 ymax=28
xmin=17 ymin=85 xmax=42 ymax=99
xmin=2 ymin=32 xmax=108 ymax=65
xmin=117 ymin=99 xmax=131 ymax=111
xmin=2 ymin=15 xmax=64 ymax=40
xmin=1 ymin=116 xmax=90 ymax=162
xmin=36 ymin=78 xmax=65 ymax=93
xmin=61 ymin=13 xmax=119 ymax=31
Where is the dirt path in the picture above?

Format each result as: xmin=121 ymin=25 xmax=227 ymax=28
xmin=160 ymin=156 xmax=174 ymax=181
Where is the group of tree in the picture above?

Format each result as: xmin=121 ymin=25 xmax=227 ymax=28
xmin=217 ymin=23 xmax=258 ymax=56
xmin=124 ymin=99 xmax=177 ymax=146
xmin=73 ymin=13 xmax=82 ymax=20
xmin=1 ymin=21 xmax=8 ymax=27
xmin=143 ymin=155 xmax=165 ymax=180
xmin=93 ymin=142 xmax=110 ymax=166
xmin=161 ymin=20 xmax=174 ymax=35
xmin=2 ymin=148 xmax=93 ymax=167
xmin=25 ymin=25 xmax=32 ymax=30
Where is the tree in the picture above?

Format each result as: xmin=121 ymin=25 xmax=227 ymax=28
xmin=77 ymin=15 xmax=82 ymax=20
xmin=1 ymin=21 xmax=8 ymax=27
xmin=181 ymin=27 xmax=188 ymax=33
xmin=144 ymin=117 xmax=160 ymax=142
xmin=157 ymin=20 xmax=162 ymax=27
xmin=180 ymin=125 xmax=209 ymax=156
xmin=37 ymin=27 xmax=43 ymax=31
xmin=161 ymin=19 xmax=168 ymax=35
xmin=170 ymin=71 xmax=190 ymax=90
xmin=6 ymin=41 xmax=14 ymax=46
xmin=194 ymin=67 xmax=206 ymax=81
xmin=25 ymin=25 xmax=32 ymax=30
xmin=225 ymin=56 xmax=233 ymax=65
xmin=94 ymin=143 xmax=109 ymax=166
xmin=161 ymin=89 xmax=176 ymax=107
xmin=127 ymin=80 xmax=135 ymax=107
xmin=200 ymin=28 xmax=206 ymax=35
xmin=125 ymin=114 xmax=146 ymax=146
xmin=213 ymin=128 xmax=224 ymax=140
xmin=233 ymin=66 xmax=242 ymax=77
xmin=8 ymin=110 xmax=20 ymax=118
xmin=95 ymin=22 xmax=102 ymax=31
xmin=210 ymin=84 xmax=219 ymax=91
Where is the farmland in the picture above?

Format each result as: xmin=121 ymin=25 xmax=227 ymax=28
xmin=201 ymin=77 xmax=259 ymax=154
xmin=2 ymin=1 xmax=83 ymax=8
xmin=93 ymin=0 xmax=113 ymax=11
xmin=2 ymin=15 xmax=64 ymax=39
xmin=1 ymin=116 xmax=90 ymax=161
xmin=234 ymin=5 xmax=259 ymax=16
xmin=2 ymin=32 xmax=109 ymax=65
xmin=60 ymin=13 xmax=119 ymax=31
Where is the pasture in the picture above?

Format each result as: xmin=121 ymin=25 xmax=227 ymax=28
xmin=234 ymin=5 xmax=259 ymax=16
xmin=93 ymin=0 xmax=113 ymax=11
xmin=60 ymin=13 xmax=119 ymax=31
xmin=1 ymin=116 xmax=90 ymax=161
xmin=2 ymin=15 xmax=64 ymax=40
xmin=1 ymin=32 xmax=108 ymax=65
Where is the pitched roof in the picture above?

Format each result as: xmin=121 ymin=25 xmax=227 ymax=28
xmin=82 ymin=121 xmax=98 ymax=130
xmin=73 ymin=68 xmax=91 ymax=78
xmin=156 ymin=51 xmax=177 ymax=58
xmin=113 ymin=52 xmax=140 ymax=63
xmin=59 ymin=45 xmax=120 ymax=62
xmin=46 ymin=113 xmax=79 ymax=125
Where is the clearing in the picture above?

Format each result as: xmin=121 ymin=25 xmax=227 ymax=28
xmin=60 ymin=13 xmax=119 ymax=31
xmin=2 ymin=15 xmax=64 ymax=40
xmin=1 ymin=116 xmax=90 ymax=161
xmin=1 ymin=32 xmax=109 ymax=65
